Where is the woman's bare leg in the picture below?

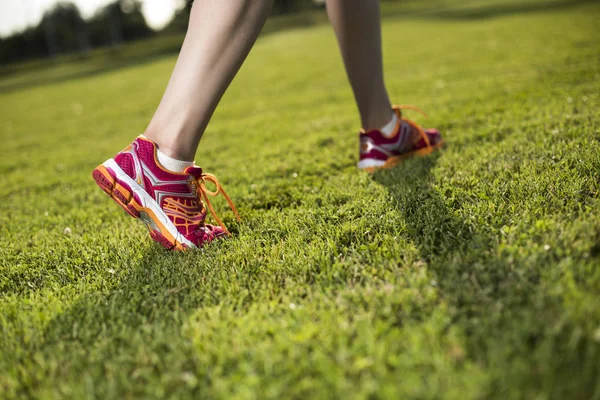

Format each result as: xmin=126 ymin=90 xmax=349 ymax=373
xmin=326 ymin=0 xmax=393 ymax=131
xmin=144 ymin=0 xmax=272 ymax=161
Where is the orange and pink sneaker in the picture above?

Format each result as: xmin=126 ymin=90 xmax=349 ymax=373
xmin=357 ymin=105 xmax=443 ymax=172
xmin=92 ymin=136 xmax=239 ymax=250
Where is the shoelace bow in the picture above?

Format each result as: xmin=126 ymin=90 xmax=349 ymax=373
xmin=195 ymin=173 xmax=240 ymax=235
xmin=393 ymin=104 xmax=431 ymax=148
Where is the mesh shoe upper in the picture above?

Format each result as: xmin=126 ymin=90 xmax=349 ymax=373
xmin=113 ymin=137 xmax=234 ymax=246
xmin=359 ymin=105 xmax=442 ymax=164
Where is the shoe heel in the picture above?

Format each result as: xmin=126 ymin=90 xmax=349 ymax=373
xmin=93 ymin=165 xmax=140 ymax=218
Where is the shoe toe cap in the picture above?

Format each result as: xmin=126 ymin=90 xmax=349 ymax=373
xmin=186 ymin=224 xmax=229 ymax=247
xmin=425 ymin=128 xmax=441 ymax=143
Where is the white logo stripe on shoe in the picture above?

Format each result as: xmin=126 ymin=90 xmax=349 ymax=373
xmin=139 ymin=162 xmax=196 ymax=206
xmin=361 ymin=140 xmax=394 ymax=156
xmin=357 ymin=159 xmax=386 ymax=169
xmin=125 ymin=141 xmax=197 ymax=206
xmin=103 ymin=158 xmax=196 ymax=248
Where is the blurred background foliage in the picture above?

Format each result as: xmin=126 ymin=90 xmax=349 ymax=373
xmin=0 ymin=0 xmax=591 ymax=79
xmin=0 ymin=0 xmax=329 ymax=65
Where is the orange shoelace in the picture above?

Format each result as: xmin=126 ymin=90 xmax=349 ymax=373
xmin=393 ymin=104 xmax=431 ymax=148
xmin=195 ymin=173 xmax=240 ymax=235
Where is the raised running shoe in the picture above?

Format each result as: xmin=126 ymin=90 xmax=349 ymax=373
xmin=357 ymin=105 xmax=443 ymax=172
xmin=92 ymin=136 xmax=239 ymax=250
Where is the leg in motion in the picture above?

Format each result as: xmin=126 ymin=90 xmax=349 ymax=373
xmin=146 ymin=0 xmax=273 ymax=161
xmin=92 ymin=0 xmax=272 ymax=250
xmin=326 ymin=0 xmax=443 ymax=171
xmin=326 ymin=0 xmax=392 ymax=131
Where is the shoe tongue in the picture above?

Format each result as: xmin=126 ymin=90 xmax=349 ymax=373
xmin=183 ymin=165 xmax=203 ymax=179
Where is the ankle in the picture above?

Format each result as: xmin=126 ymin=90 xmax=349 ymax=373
xmin=361 ymin=108 xmax=395 ymax=132
xmin=143 ymin=130 xmax=196 ymax=162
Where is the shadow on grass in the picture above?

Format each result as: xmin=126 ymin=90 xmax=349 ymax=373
xmin=371 ymin=155 xmax=503 ymax=319
xmin=12 ymin=246 xmax=227 ymax=396
xmin=372 ymin=153 xmax=598 ymax=398
xmin=372 ymin=154 xmax=489 ymax=261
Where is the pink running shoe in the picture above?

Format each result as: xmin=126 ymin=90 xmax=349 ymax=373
xmin=92 ymin=136 xmax=239 ymax=250
xmin=357 ymin=105 xmax=443 ymax=172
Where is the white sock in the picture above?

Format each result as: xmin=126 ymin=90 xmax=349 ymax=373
xmin=380 ymin=112 xmax=399 ymax=137
xmin=141 ymin=135 xmax=194 ymax=173
xmin=156 ymin=149 xmax=194 ymax=173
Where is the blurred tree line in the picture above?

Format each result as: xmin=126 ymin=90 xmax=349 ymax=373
xmin=0 ymin=0 xmax=323 ymax=64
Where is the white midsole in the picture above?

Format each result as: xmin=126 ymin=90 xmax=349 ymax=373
xmin=357 ymin=159 xmax=386 ymax=169
xmin=103 ymin=158 xmax=196 ymax=248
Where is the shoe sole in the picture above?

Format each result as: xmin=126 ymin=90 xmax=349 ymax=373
xmin=360 ymin=140 xmax=444 ymax=173
xmin=92 ymin=159 xmax=195 ymax=250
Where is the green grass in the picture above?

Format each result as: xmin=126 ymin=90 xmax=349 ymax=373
xmin=1 ymin=1 xmax=600 ymax=398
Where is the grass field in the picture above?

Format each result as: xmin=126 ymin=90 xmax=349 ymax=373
xmin=1 ymin=1 xmax=600 ymax=398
